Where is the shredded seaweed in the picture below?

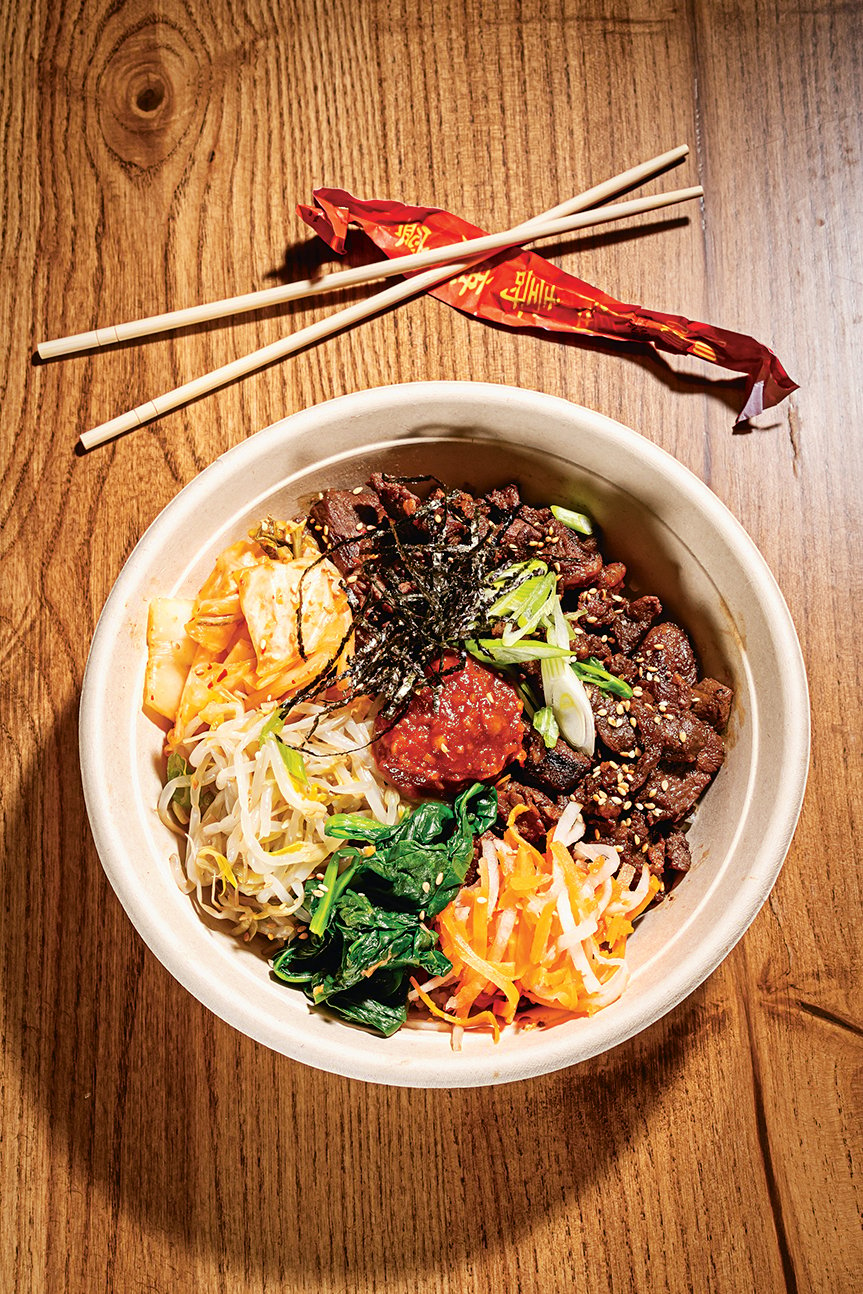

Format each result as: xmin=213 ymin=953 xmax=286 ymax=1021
xmin=279 ymin=477 xmax=525 ymax=741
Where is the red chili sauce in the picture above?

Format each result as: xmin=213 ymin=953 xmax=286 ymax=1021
xmin=373 ymin=652 xmax=524 ymax=797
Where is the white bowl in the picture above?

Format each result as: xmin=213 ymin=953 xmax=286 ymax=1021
xmin=79 ymin=382 xmax=809 ymax=1087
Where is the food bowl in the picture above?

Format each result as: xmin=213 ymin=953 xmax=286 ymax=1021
xmin=78 ymin=382 xmax=809 ymax=1087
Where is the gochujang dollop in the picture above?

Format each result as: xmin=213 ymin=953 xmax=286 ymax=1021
xmin=373 ymin=653 xmax=524 ymax=797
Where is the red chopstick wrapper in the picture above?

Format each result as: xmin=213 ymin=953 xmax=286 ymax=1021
xmin=298 ymin=188 xmax=797 ymax=424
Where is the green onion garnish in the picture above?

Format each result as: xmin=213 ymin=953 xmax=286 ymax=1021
xmin=466 ymin=638 xmax=575 ymax=666
xmin=276 ymin=739 xmax=309 ymax=785
xmin=572 ymin=656 xmax=633 ymax=699
xmin=259 ymin=710 xmax=284 ymax=741
xmin=550 ymin=504 xmax=593 ymax=535
xmin=532 ymin=706 xmax=560 ymax=749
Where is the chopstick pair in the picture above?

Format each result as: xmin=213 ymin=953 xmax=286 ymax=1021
xmin=38 ymin=145 xmax=701 ymax=449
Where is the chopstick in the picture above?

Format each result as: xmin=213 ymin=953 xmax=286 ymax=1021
xmin=77 ymin=149 xmax=699 ymax=450
xmin=40 ymin=145 xmax=691 ymax=361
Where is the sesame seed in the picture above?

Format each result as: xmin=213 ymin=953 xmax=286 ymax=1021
xmin=642 ymin=843 xmax=650 ymax=853
xmin=635 ymin=802 xmax=644 ymax=811
xmin=624 ymin=800 xmax=632 ymax=810
xmin=351 ymin=485 xmax=364 ymax=494
xmin=679 ymin=730 xmax=687 ymax=743
xmin=355 ymin=523 xmax=365 ymax=533
xmin=662 ymin=779 xmax=669 ymax=790
xmin=476 ymin=896 xmax=488 ymax=905
xmin=630 ymin=717 xmax=637 ymax=728
xmin=634 ymin=834 xmax=641 ymax=845
xmin=422 ymin=881 xmax=431 ymax=893
xmin=419 ymin=911 xmax=426 ymax=921
xmin=435 ymin=872 xmax=444 ymax=886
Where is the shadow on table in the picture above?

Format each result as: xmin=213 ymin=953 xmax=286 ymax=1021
xmin=10 ymin=698 xmax=721 ymax=1289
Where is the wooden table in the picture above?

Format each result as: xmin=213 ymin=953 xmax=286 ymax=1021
xmin=2 ymin=2 xmax=860 ymax=1290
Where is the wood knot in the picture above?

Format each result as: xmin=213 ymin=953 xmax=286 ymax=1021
xmin=95 ymin=21 xmax=207 ymax=173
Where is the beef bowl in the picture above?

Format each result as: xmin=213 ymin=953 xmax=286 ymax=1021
xmin=78 ymin=382 xmax=809 ymax=1087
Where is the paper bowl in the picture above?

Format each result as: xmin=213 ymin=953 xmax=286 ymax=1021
xmin=79 ymin=382 xmax=809 ymax=1087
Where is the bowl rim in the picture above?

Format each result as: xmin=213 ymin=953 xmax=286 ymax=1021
xmin=79 ymin=381 xmax=810 ymax=1085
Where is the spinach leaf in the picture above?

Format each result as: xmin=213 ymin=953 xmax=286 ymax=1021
xmin=309 ymin=891 xmax=450 ymax=999
xmin=271 ymin=893 xmax=449 ymax=1037
xmin=325 ymin=782 xmax=496 ymax=919
xmin=324 ymin=974 xmax=412 ymax=1037
xmin=271 ymin=783 xmax=497 ymax=1036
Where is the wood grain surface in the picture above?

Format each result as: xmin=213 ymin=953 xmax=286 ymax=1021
xmin=1 ymin=1 xmax=861 ymax=1290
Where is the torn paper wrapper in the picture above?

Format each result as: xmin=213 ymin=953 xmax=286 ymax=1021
xmin=298 ymin=188 xmax=797 ymax=425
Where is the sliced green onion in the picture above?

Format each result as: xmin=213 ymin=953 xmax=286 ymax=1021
xmin=276 ymin=739 xmax=309 ymax=785
xmin=466 ymin=638 xmax=575 ymax=666
xmin=259 ymin=710 xmax=284 ymax=742
xmin=489 ymin=569 xmax=550 ymax=619
xmin=532 ymin=706 xmax=560 ymax=749
xmin=498 ymin=577 xmax=559 ymax=647
xmin=540 ymin=591 xmax=596 ymax=755
xmin=491 ymin=559 xmax=547 ymax=591
xmin=572 ymin=657 xmax=634 ymax=699
xmin=550 ymin=504 xmax=593 ymax=535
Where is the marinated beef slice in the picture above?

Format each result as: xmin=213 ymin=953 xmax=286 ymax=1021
xmin=308 ymin=476 xmax=731 ymax=894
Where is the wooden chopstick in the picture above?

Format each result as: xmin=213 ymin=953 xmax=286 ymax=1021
xmin=79 ymin=160 xmax=701 ymax=450
xmin=41 ymin=145 xmax=691 ymax=361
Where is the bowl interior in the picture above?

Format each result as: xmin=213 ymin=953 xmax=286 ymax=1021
xmin=80 ymin=384 xmax=809 ymax=1087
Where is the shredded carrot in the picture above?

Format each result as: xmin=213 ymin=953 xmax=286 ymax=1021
xmin=409 ymin=978 xmax=501 ymax=1042
xmin=428 ymin=806 xmax=661 ymax=1041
